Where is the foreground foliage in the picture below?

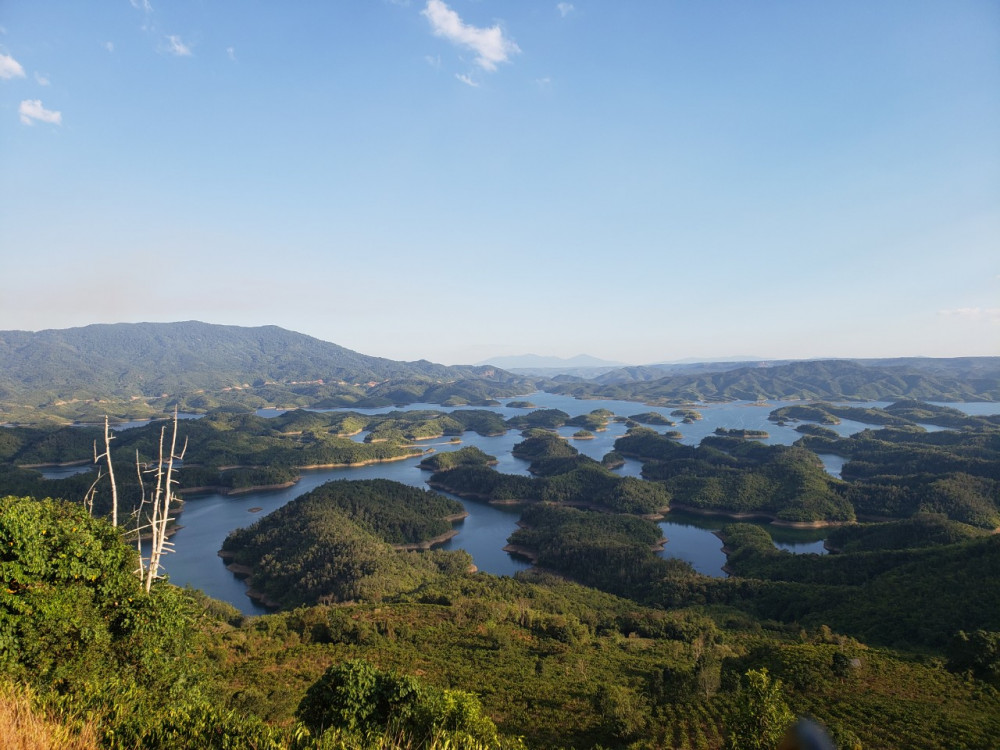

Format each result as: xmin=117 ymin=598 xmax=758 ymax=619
xmin=296 ymin=659 xmax=515 ymax=749
xmin=3 ymin=494 xmax=1000 ymax=748
xmin=0 ymin=680 xmax=99 ymax=750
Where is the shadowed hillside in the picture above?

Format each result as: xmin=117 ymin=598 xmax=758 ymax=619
xmin=546 ymin=358 xmax=1000 ymax=402
xmin=0 ymin=322 xmax=529 ymax=423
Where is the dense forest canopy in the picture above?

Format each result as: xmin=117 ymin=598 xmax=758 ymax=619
xmin=546 ymin=358 xmax=1000 ymax=403
xmin=2 ymin=325 xmax=1000 ymax=748
xmin=220 ymin=479 xmax=472 ymax=609
xmin=0 ymin=322 xmax=531 ymax=424
xmin=5 ymin=486 xmax=1000 ymax=748
xmin=1 ymin=323 xmax=997 ymax=426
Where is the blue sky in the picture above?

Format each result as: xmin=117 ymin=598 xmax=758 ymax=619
xmin=1 ymin=1 xmax=997 ymax=365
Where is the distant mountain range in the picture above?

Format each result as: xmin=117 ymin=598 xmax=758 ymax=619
xmin=1 ymin=323 xmax=997 ymax=425
xmin=480 ymin=355 xmax=1000 ymax=396
xmin=0 ymin=322 xmax=527 ymax=421
xmin=547 ymin=358 xmax=1000 ymax=402
xmin=590 ymin=361 xmax=791 ymax=383
xmin=476 ymin=353 xmax=628 ymax=369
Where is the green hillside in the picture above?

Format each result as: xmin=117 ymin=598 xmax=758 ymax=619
xmin=4 ymin=494 xmax=1000 ymax=749
xmin=547 ymin=359 xmax=1000 ymax=403
xmin=0 ymin=322 xmax=529 ymax=423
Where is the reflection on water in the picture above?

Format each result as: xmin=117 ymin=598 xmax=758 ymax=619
xmin=658 ymin=510 xmax=828 ymax=578
xmin=816 ymin=454 xmax=847 ymax=479
xmin=163 ymin=393 xmax=970 ymax=612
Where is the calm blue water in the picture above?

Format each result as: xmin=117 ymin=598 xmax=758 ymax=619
xmin=69 ymin=413 xmax=203 ymax=431
xmin=928 ymin=402 xmax=1000 ymax=416
xmin=157 ymin=393 xmax=985 ymax=613
xmin=657 ymin=510 xmax=828 ymax=577
xmin=816 ymin=454 xmax=848 ymax=479
xmin=37 ymin=464 xmax=93 ymax=479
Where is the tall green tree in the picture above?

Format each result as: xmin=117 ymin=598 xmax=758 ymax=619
xmin=725 ymin=668 xmax=795 ymax=750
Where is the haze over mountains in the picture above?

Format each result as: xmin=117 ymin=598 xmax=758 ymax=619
xmin=475 ymin=353 xmax=629 ymax=379
xmin=0 ymin=322 xmax=532 ymax=424
xmin=548 ymin=358 xmax=1000 ymax=403
xmin=0 ymin=321 xmax=997 ymax=427
xmin=479 ymin=351 xmax=1000 ymax=397
xmin=0 ymin=321 xmax=508 ymax=400
xmin=476 ymin=354 xmax=629 ymax=370
xmin=477 ymin=354 xmax=766 ymax=373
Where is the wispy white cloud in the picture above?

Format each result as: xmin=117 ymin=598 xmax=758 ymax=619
xmin=34 ymin=72 xmax=50 ymax=86
xmin=422 ymin=0 xmax=519 ymax=72
xmin=19 ymin=99 xmax=62 ymax=126
xmin=130 ymin=0 xmax=154 ymax=30
xmin=166 ymin=35 xmax=192 ymax=57
xmin=226 ymin=46 xmax=236 ymax=61
xmin=557 ymin=3 xmax=575 ymax=17
xmin=535 ymin=76 xmax=552 ymax=89
xmin=455 ymin=73 xmax=479 ymax=87
xmin=0 ymin=52 xmax=26 ymax=79
xmin=105 ymin=41 xmax=115 ymax=53
xmin=939 ymin=307 xmax=1000 ymax=324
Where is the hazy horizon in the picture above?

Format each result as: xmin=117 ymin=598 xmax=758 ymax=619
xmin=1 ymin=318 xmax=989 ymax=369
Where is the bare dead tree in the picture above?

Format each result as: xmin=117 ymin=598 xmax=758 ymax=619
xmin=141 ymin=410 xmax=187 ymax=592
xmin=93 ymin=416 xmax=120 ymax=526
xmin=82 ymin=467 xmax=105 ymax=517
xmin=84 ymin=410 xmax=186 ymax=587
xmin=132 ymin=449 xmax=147 ymax=571
xmin=145 ymin=424 xmax=170 ymax=591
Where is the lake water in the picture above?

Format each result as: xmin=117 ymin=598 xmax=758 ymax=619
xmin=816 ymin=454 xmax=848 ymax=479
xmin=68 ymin=412 xmax=203 ymax=431
xmin=157 ymin=394 xmax=994 ymax=613
xmin=37 ymin=464 xmax=94 ymax=480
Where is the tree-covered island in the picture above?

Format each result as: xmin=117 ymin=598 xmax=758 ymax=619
xmin=220 ymin=479 xmax=472 ymax=609
xmin=2 ymin=377 xmax=1000 ymax=748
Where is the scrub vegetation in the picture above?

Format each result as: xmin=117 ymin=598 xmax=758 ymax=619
xmin=2 ymin=384 xmax=1000 ymax=748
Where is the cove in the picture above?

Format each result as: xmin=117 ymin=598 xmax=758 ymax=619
xmin=159 ymin=394 xmax=988 ymax=614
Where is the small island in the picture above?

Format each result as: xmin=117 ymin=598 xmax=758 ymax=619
xmin=430 ymin=432 xmax=670 ymax=516
xmin=628 ymin=412 xmax=674 ymax=426
xmin=795 ymin=423 xmax=840 ymax=439
xmin=601 ymin=451 xmax=626 ymax=469
xmin=714 ymin=427 xmax=769 ymax=439
xmin=418 ymin=446 xmax=498 ymax=472
xmin=670 ymin=408 xmax=703 ymax=421
xmin=565 ymin=409 xmax=612 ymax=431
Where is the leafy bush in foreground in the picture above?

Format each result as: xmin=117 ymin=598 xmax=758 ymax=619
xmin=297 ymin=659 xmax=516 ymax=749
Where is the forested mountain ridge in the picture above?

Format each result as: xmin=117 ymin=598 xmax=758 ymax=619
xmin=0 ymin=322 xmax=530 ymax=423
xmin=4 ymin=323 xmax=996 ymax=426
xmin=547 ymin=358 xmax=1000 ymax=402
xmin=0 ymin=321 xmax=508 ymax=393
xmin=586 ymin=356 xmax=1000 ymax=385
